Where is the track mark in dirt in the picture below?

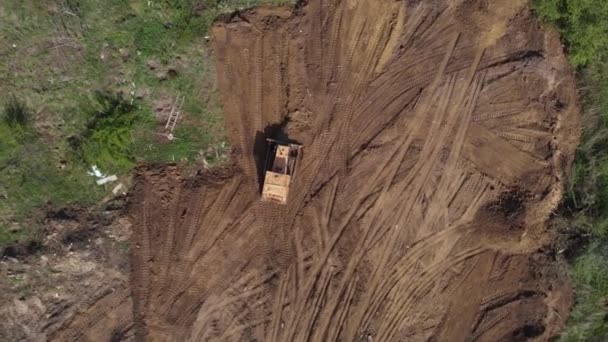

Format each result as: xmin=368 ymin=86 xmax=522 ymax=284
xmin=50 ymin=0 xmax=580 ymax=341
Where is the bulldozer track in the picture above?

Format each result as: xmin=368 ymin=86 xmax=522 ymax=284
xmin=324 ymin=274 xmax=357 ymax=342
xmin=54 ymin=290 xmax=131 ymax=341
xmin=252 ymin=35 xmax=264 ymax=134
xmin=309 ymin=73 xmax=449 ymax=334
xmin=132 ymin=180 xmax=152 ymax=317
xmin=267 ymin=271 xmax=289 ymax=342
xmin=154 ymin=184 xmax=182 ymax=297
xmin=377 ymin=248 xmax=487 ymax=341
xmin=470 ymin=311 xmax=511 ymax=341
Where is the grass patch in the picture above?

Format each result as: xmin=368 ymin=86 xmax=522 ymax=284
xmin=3 ymin=95 xmax=31 ymax=128
xmin=73 ymin=92 xmax=144 ymax=173
xmin=133 ymin=16 xmax=170 ymax=57
xmin=533 ymin=0 xmax=608 ymax=67
xmin=0 ymin=223 xmax=31 ymax=248
xmin=560 ymin=241 xmax=608 ymax=341
xmin=0 ymin=96 xmax=103 ymax=246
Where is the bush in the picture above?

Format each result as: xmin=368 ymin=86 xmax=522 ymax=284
xmin=564 ymin=123 xmax=608 ymax=237
xmin=533 ymin=0 xmax=608 ymax=67
xmin=75 ymin=91 xmax=144 ymax=173
xmin=3 ymin=96 xmax=30 ymax=128
xmin=560 ymin=241 xmax=608 ymax=342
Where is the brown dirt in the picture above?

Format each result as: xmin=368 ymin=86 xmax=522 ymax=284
xmin=49 ymin=0 xmax=580 ymax=341
xmin=0 ymin=203 xmax=132 ymax=341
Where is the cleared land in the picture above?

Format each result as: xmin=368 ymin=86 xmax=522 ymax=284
xmin=51 ymin=0 xmax=580 ymax=341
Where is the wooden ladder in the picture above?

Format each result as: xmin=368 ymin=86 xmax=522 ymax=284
xmin=165 ymin=95 xmax=185 ymax=132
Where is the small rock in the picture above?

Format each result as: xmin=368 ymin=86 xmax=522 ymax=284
xmin=135 ymin=88 xmax=150 ymax=99
xmin=146 ymin=59 xmax=161 ymax=70
xmin=31 ymin=296 xmax=45 ymax=311
xmin=156 ymin=71 xmax=168 ymax=81
xmin=167 ymin=65 xmax=179 ymax=77
xmin=118 ymin=48 xmax=131 ymax=61
xmin=14 ymin=298 xmax=29 ymax=313
xmin=0 ymin=265 xmax=7 ymax=281
xmin=9 ymin=223 xmax=21 ymax=233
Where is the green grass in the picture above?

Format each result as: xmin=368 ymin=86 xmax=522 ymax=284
xmin=560 ymin=241 xmax=608 ymax=341
xmin=0 ymin=222 xmax=31 ymax=248
xmin=533 ymin=0 xmax=608 ymax=67
xmin=0 ymin=103 xmax=104 ymax=238
xmin=533 ymin=0 xmax=608 ymax=340
xmin=76 ymin=91 xmax=143 ymax=173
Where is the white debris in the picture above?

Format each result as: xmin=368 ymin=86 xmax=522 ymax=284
xmin=88 ymin=165 xmax=118 ymax=186
xmin=87 ymin=165 xmax=105 ymax=178
xmin=96 ymin=175 xmax=118 ymax=185
xmin=112 ymin=183 xmax=125 ymax=195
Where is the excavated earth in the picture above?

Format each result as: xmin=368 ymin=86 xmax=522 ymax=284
xmin=50 ymin=0 xmax=580 ymax=341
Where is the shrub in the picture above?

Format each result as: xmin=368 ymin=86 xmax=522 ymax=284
xmin=560 ymin=241 xmax=608 ymax=342
xmin=76 ymin=91 xmax=143 ymax=173
xmin=3 ymin=96 xmax=30 ymax=128
xmin=533 ymin=0 xmax=608 ymax=67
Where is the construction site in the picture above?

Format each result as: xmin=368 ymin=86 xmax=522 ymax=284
xmin=30 ymin=0 xmax=584 ymax=340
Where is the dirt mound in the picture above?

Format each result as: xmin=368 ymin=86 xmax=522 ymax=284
xmin=52 ymin=0 xmax=579 ymax=340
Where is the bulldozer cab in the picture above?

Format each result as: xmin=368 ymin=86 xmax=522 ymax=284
xmin=262 ymin=139 xmax=301 ymax=204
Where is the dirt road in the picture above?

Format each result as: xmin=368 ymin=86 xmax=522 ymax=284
xmin=51 ymin=0 xmax=579 ymax=340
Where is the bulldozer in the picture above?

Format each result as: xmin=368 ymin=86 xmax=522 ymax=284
xmin=261 ymin=139 xmax=302 ymax=204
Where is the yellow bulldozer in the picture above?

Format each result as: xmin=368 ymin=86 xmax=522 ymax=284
xmin=261 ymin=139 xmax=302 ymax=204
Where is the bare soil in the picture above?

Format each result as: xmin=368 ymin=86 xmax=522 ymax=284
xmin=47 ymin=0 xmax=580 ymax=341
xmin=0 ymin=204 xmax=132 ymax=341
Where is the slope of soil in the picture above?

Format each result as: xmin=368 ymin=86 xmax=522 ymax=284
xmin=51 ymin=0 xmax=580 ymax=341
